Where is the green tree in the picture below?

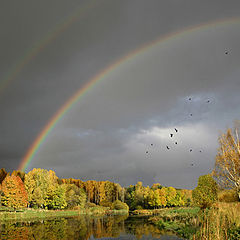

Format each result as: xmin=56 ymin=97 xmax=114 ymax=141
xmin=104 ymin=181 xmax=116 ymax=203
xmin=111 ymin=200 xmax=129 ymax=211
xmin=24 ymin=168 xmax=59 ymax=209
xmin=63 ymin=184 xmax=86 ymax=209
xmin=192 ymin=174 xmax=218 ymax=209
xmin=46 ymin=184 xmax=67 ymax=209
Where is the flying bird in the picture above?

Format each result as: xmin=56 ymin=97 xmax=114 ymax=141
xmin=146 ymin=151 xmax=149 ymax=154
xmin=166 ymin=146 xmax=170 ymax=150
xmin=191 ymin=163 xmax=194 ymax=166
xmin=175 ymin=142 xmax=177 ymax=145
xmin=225 ymin=51 xmax=228 ymax=55
xmin=170 ymin=133 xmax=173 ymax=137
xmin=189 ymin=97 xmax=192 ymax=101
xmin=174 ymin=128 xmax=178 ymax=133
xmin=207 ymin=100 xmax=210 ymax=103
xmin=199 ymin=150 xmax=202 ymax=153
xmin=190 ymin=114 xmax=193 ymax=116
xmin=151 ymin=144 xmax=153 ymax=146
xmin=190 ymin=149 xmax=193 ymax=152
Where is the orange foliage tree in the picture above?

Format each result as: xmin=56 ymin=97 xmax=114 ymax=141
xmin=1 ymin=175 xmax=28 ymax=209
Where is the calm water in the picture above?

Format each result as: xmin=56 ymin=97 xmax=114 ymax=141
xmin=0 ymin=215 xmax=183 ymax=240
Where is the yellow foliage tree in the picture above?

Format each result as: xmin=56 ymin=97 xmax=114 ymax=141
xmin=213 ymin=128 xmax=240 ymax=198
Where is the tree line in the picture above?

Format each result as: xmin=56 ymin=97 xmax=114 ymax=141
xmin=0 ymin=125 xmax=239 ymax=210
xmin=0 ymin=167 xmax=191 ymax=210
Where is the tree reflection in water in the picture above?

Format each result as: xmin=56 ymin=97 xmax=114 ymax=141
xmin=0 ymin=215 xmax=182 ymax=239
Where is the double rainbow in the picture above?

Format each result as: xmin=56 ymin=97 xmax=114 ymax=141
xmin=18 ymin=16 xmax=240 ymax=172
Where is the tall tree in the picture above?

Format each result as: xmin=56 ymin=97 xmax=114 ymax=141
xmin=24 ymin=168 xmax=59 ymax=209
xmin=213 ymin=127 xmax=240 ymax=198
xmin=1 ymin=175 xmax=28 ymax=209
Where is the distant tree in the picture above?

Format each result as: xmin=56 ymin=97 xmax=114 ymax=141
xmin=157 ymin=188 xmax=167 ymax=207
xmin=104 ymin=181 xmax=116 ymax=203
xmin=1 ymin=175 xmax=28 ymax=209
xmin=147 ymin=189 xmax=161 ymax=208
xmin=46 ymin=184 xmax=67 ymax=210
xmin=213 ymin=127 xmax=240 ymax=198
xmin=0 ymin=168 xmax=8 ymax=206
xmin=192 ymin=174 xmax=218 ymax=209
xmin=0 ymin=168 xmax=8 ymax=184
xmin=63 ymin=184 xmax=86 ymax=209
xmin=165 ymin=187 xmax=177 ymax=207
xmin=151 ymin=183 xmax=162 ymax=190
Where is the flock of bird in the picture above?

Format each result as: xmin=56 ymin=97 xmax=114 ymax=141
xmin=144 ymin=50 xmax=229 ymax=166
xmin=145 ymin=96 xmax=213 ymax=166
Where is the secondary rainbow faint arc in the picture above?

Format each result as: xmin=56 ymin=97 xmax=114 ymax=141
xmin=18 ymin=16 xmax=240 ymax=172
xmin=0 ymin=0 xmax=100 ymax=96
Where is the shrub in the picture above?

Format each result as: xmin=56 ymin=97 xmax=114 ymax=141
xmin=192 ymin=174 xmax=218 ymax=209
xmin=111 ymin=200 xmax=129 ymax=211
xmin=85 ymin=202 xmax=97 ymax=208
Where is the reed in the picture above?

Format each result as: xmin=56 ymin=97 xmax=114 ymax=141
xmin=194 ymin=202 xmax=240 ymax=240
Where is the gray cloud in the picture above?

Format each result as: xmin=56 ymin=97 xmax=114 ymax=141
xmin=0 ymin=0 xmax=240 ymax=188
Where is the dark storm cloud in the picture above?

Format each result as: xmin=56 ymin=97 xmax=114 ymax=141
xmin=0 ymin=0 xmax=240 ymax=188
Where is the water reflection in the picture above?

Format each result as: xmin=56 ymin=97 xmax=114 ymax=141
xmin=0 ymin=215 xmax=182 ymax=240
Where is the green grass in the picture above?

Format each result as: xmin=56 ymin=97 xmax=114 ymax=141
xmin=149 ymin=207 xmax=200 ymax=239
xmin=0 ymin=207 xmax=128 ymax=221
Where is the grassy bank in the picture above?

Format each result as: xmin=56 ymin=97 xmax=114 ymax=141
xmin=148 ymin=207 xmax=199 ymax=239
xmin=0 ymin=206 xmax=128 ymax=221
xmin=148 ymin=203 xmax=240 ymax=239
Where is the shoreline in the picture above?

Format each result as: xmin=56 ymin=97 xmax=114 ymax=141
xmin=0 ymin=208 xmax=129 ymax=222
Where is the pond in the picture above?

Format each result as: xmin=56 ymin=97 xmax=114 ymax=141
xmin=0 ymin=215 xmax=184 ymax=240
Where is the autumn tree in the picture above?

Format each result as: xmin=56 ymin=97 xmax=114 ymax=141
xmin=104 ymin=181 xmax=116 ymax=203
xmin=148 ymin=189 xmax=160 ymax=208
xmin=12 ymin=170 xmax=25 ymax=182
xmin=63 ymin=184 xmax=86 ymax=209
xmin=46 ymin=184 xmax=67 ymax=210
xmin=1 ymin=175 xmax=28 ymax=209
xmin=213 ymin=127 xmax=240 ymax=198
xmin=24 ymin=168 xmax=59 ymax=209
xmin=156 ymin=188 xmax=167 ymax=207
xmin=192 ymin=174 xmax=218 ymax=209
xmin=0 ymin=168 xmax=8 ymax=184
xmin=165 ymin=187 xmax=177 ymax=207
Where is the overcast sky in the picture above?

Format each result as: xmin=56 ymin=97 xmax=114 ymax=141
xmin=1 ymin=0 xmax=240 ymax=189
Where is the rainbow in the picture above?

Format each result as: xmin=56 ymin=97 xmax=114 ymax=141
xmin=18 ymin=16 xmax=240 ymax=172
xmin=0 ymin=0 xmax=100 ymax=96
